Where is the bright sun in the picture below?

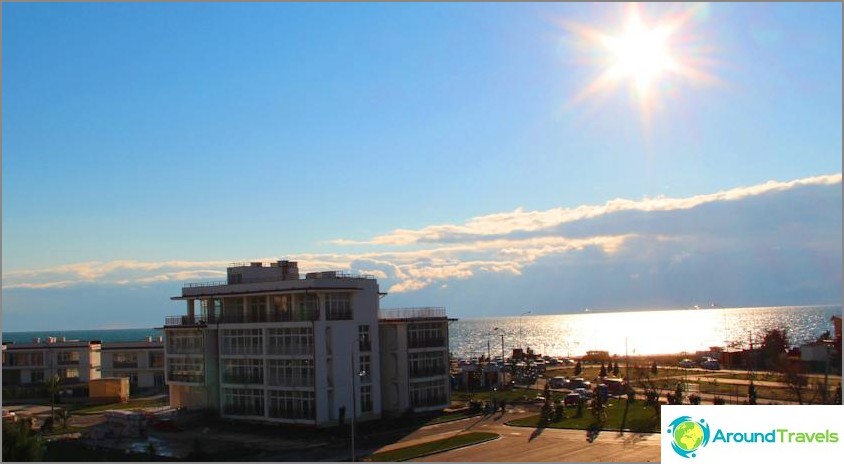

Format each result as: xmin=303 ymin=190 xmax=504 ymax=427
xmin=564 ymin=4 xmax=714 ymax=120
xmin=604 ymin=14 xmax=675 ymax=97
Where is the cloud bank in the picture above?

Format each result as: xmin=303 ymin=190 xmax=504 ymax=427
xmin=3 ymin=173 xmax=840 ymax=329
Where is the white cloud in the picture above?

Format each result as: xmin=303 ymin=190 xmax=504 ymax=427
xmin=3 ymin=173 xmax=840 ymax=298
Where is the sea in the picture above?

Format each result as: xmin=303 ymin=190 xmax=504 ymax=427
xmin=2 ymin=305 xmax=840 ymax=358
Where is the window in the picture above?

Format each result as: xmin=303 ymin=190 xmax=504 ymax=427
xmin=223 ymin=388 xmax=264 ymax=416
xmin=30 ymin=371 xmax=45 ymax=384
xmin=222 ymin=359 xmax=264 ymax=384
xmin=222 ymin=297 xmax=244 ymax=323
xmin=248 ymin=297 xmax=267 ymax=323
xmin=221 ymin=329 xmax=263 ymax=355
xmin=167 ymin=357 xmax=204 ymax=383
xmin=271 ymin=295 xmax=293 ymax=322
xmin=267 ymin=327 xmax=313 ymax=355
xmin=326 ymin=293 xmax=352 ymax=320
xmin=358 ymin=325 xmax=371 ymax=351
xmin=112 ymin=352 xmax=138 ymax=368
xmin=408 ymin=352 xmax=446 ymax=378
xmin=267 ymin=359 xmax=314 ymax=387
xmin=361 ymin=385 xmax=373 ymax=413
xmin=408 ymin=322 xmax=446 ymax=348
xmin=149 ymin=352 xmax=165 ymax=368
xmin=167 ymin=331 xmax=203 ymax=354
xmin=6 ymin=352 xmax=44 ymax=367
xmin=296 ymin=294 xmax=319 ymax=321
xmin=58 ymin=368 xmax=80 ymax=381
xmin=57 ymin=351 xmax=81 ymax=365
xmin=410 ymin=379 xmax=448 ymax=408
xmin=359 ymin=354 xmax=371 ymax=383
xmin=268 ymin=390 xmax=315 ymax=420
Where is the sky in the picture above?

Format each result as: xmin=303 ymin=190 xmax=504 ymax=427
xmin=2 ymin=2 xmax=841 ymax=331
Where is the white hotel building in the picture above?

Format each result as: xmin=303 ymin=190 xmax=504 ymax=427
xmin=163 ymin=260 xmax=451 ymax=426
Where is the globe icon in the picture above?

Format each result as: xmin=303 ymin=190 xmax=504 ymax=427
xmin=673 ymin=420 xmax=705 ymax=451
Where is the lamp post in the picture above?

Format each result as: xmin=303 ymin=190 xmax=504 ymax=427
xmin=519 ymin=310 xmax=532 ymax=354
xmin=493 ymin=328 xmax=505 ymax=360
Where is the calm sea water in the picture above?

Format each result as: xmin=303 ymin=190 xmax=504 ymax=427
xmin=2 ymin=328 xmax=163 ymax=345
xmin=448 ymin=305 xmax=842 ymax=359
xmin=3 ymin=305 xmax=840 ymax=358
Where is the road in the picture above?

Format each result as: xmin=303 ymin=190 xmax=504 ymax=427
xmin=372 ymin=405 xmax=661 ymax=462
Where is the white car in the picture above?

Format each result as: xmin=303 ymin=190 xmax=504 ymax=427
xmin=679 ymin=359 xmax=696 ymax=368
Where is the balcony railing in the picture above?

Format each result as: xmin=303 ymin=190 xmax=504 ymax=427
xmin=408 ymin=337 xmax=446 ymax=349
xmin=409 ymin=366 xmax=448 ymax=378
xmin=222 ymin=374 xmax=264 ymax=385
xmin=267 ymin=376 xmax=315 ymax=388
xmin=267 ymin=345 xmax=312 ymax=356
xmin=168 ymin=372 xmax=204 ymax=383
xmin=112 ymin=362 xmax=139 ymax=369
xmin=165 ymin=315 xmax=207 ymax=327
xmin=379 ymin=307 xmax=447 ymax=320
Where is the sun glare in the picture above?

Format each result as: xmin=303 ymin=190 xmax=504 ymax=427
xmin=563 ymin=4 xmax=714 ymax=121
xmin=605 ymin=16 xmax=675 ymax=96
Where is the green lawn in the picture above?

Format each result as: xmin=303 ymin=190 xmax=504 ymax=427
xmin=365 ymin=432 xmax=499 ymax=462
xmin=506 ymin=399 xmax=660 ymax=433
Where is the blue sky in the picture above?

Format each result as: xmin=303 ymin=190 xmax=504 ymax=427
xmin=2 ymin=2 xmax=841 ymax=331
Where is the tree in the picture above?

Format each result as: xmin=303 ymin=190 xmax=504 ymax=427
xmin=761 ymin=328 xmax=789 ymax=369
xmin=2 ymin=420 xmax=45 ymax=461
xmin=574 ymin=361 xmax=582 ymax=376
xmin=45 ymin=374 xmax=61 ymax=422
xmin=651 ymin=361 xmax=658 ymax=376
xmin=612 ymin=361 xmax=620 ymax=377
xmin=599 ymin=362 xmax=607 ymax=378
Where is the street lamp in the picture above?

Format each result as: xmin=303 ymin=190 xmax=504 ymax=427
xmin=493 ymin=328 xmax=506 ymax=360
xmin=519 ymin=310 xmax=532 ymax=354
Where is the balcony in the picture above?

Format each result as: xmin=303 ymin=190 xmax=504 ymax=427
xmin=112 ymin=362 xmax=139 ymax=369
xmin=408 ymin=337 xmax=446 ymax=349
xmin=165 ymin=315 xmax=207 ymax=327
xmin=379 ymin=307 xmax=446 ymax=321
xmin=168 ymin=372 xmax=204 ymax=383
xmin=409 ymin=366 xmax=448 ymax=378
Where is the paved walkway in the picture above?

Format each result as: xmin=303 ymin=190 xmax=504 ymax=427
xmin=369 ymin=406 xmax=660 ymax=462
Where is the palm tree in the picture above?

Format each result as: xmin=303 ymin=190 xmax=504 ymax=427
xmin=45 ymin=374 xmax=61 ymax=422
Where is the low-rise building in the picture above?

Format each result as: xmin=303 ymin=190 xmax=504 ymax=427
xmin=2 ymin=338 xmax=101 ymax=386
xmin=100 ymin=338 xmax=166 ymax=392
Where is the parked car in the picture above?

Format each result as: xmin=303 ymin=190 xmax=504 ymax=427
xmin=574 ymin=387 xmax=592 ymax=399
xmin=679 ymin=358 xmax=696 ymax=368
xmin=700 ymin=357 xmax=721 ymax=370
xmin=548 ymin=376 xmax=567 ymax=389
xmin=564 ymin=393 xmax=582 ymax=407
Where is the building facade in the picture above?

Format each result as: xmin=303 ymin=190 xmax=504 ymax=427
xmin=2 ymin=338 xmax=101 ymax=386
xmin=163 ymin=260 xmax=451 ymax=426
xmin=100 ymin=338 xmax=166 ymax=392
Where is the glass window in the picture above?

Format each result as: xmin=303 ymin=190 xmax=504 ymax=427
xmin=358 ymin=325 xmax=371 ymax=351
xmin=222 ymin=359 xmax=264 ymax=384
xmin=223 ymin=388 xmax=264 ymax=416
xmin=267 ymin=327 xmax=313 ymax=355
xmin=221 ymin=329 xmax=263 ymax=355
xmin=326 ymin=293 xmax=352 ymax=320
xmin=361 ymin=385 xmax=373 ymax=413
xmin=268 ymin=390 xmax=315 ymax=420
xmin=267 ymin=359 xmax=314 ymax=387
